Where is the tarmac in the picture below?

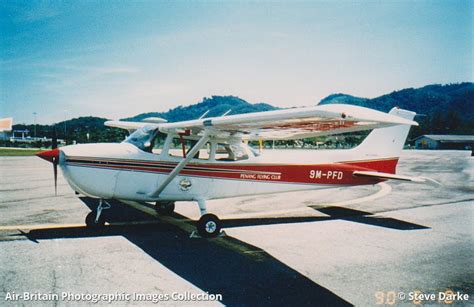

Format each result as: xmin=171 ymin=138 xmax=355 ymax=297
xmin=0 ymin=150 xmax=472 ymax=306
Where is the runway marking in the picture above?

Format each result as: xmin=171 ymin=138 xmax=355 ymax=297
xmin=0 ymin=220 xmax=165 ymax=231
xmin=0 ymin=223 xmax=84 ymax=231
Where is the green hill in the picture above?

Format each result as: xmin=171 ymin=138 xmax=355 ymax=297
xmin=124 ymin=95 xmax=277 ymax=122
xmin=319 ymin=82 xmax=474 ymax=138
xmin=12 ymin=116 xmax=127 ymax=145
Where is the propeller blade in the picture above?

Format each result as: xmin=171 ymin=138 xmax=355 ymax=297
xmin=52 ymin=127 xmax=58 ymax=149
xmin=53 ymin=157 xmax=58 ymax=196
xmin=52 ymin=126 xmax=58 ymax=195
xmin=36 ymin=148 xmax=60 ymax=196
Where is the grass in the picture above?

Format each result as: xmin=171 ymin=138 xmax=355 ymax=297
xmin=0 ymin=148 xmax=43 ymax=156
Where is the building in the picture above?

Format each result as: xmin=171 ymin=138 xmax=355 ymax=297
xmin=11 ymin=129 xmax=30 ymax=140
xmin=414 ymin=135 xmax=474 ymax=150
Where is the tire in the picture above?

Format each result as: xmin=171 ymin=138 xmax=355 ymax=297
xmin=85 ymin=211 xmax=105 ymax=228
xmin=155 ymin=201 xmax=175 ymax=215
xmin=197 ymin=214 xmax=221 ymax=238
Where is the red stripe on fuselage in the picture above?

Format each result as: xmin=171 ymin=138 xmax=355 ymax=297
xmin=341 ymin=158 xmax=398 ymax=174
xmin=65 ymin=157 xmax=399 ymax=186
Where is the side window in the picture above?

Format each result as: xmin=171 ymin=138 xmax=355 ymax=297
xmin=215 ymin=143 xmax=249 ymax=161
xmin=168 ymin=137 xmax=210 ymax=160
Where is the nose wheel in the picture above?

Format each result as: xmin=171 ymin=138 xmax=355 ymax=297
xmin=85 ymin=199 xmax=110 ymax=228
xmin=85 ymin=211 xmax=105 ymax=228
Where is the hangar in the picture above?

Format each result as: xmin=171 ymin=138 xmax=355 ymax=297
xmin=414 ymin=134 xmax=474 ymax=150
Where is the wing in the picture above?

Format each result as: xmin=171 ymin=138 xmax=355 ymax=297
xmin=105 ymin=104 xmax=417 ymax=140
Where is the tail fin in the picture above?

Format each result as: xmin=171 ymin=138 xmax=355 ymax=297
xmin=353 ymin=107 xmax=416 ymax=161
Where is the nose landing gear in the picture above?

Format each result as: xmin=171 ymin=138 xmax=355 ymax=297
xmin=85 ymin=199 xmax=111 ymax=228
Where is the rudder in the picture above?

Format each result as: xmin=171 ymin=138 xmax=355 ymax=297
xmin=352 ymin=107 xmax=416 ymax=169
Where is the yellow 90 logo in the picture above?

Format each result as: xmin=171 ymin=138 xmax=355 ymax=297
xmin=375 ymin=291 xmax=397 ymax=305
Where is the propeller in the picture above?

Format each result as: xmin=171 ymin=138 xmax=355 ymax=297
xmin=52 ymin=128 xmax=58 ymax=195
xmin=36 ymin=127 xmax=60 ymax=196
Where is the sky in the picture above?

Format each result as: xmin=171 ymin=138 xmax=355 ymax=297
xmin=1 ymin=1 xmax=472 ymax=124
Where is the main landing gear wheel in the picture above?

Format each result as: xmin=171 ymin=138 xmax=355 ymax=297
xmin=197 ymin=214 xmax=221 ymax=238
xmin=155 ymin=201 xmax=175 ymax=215
xmin=85 ymin=211 xmax=105 ymax=228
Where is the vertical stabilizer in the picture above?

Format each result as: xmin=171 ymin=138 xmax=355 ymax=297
xmin=354 ymin=107 xmax=416 ymax=160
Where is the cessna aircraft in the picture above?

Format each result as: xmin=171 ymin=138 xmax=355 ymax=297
xmin=37 ymin=104 xmax=436 ymax=237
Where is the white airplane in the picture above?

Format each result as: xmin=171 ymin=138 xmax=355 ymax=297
xmin=37 ymin=104 xmax=436 ymax=237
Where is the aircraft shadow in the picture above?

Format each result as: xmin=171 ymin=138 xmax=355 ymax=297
xmin=221 ymin=206 xmax=428 ymax=230
xmin=18 ymin=198 xmax=352 ymax=306
xmin=311 ymin=206 xmax=430 ymax=230
xmin=17 ymin=199 xmax=428 ymax=305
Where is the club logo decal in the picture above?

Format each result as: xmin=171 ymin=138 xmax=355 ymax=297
xmin=179 ymin=178 xmax=192 ymax=191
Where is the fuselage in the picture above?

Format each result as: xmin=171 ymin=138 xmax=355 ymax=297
xmin=52 ymin=142 xmax=392 ymax=202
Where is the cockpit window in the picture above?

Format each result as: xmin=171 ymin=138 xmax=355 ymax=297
xmin=168 ymin=137 xmax=210 ymax=160
xmin=215 ymin=143 xmax=249 ymax=161
xmin=123 ymin=126 xmax=164 ymax=153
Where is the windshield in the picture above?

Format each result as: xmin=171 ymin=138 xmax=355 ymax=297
xmin=123 ymin=125 xmax=157 ymax=152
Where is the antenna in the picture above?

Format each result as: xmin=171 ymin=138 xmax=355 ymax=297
xmin=198 ymin=110 xmax=210 ymax=119
xmin=221 ymin=109 xmax=232 ymax=117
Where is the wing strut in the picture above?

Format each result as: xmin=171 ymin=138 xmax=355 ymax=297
xmin=149 ymin=131 xmax=210 ymax=198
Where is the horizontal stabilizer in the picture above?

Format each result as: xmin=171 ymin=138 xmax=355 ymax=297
xmin=353 ymin=171 xmax=440 ymax=186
